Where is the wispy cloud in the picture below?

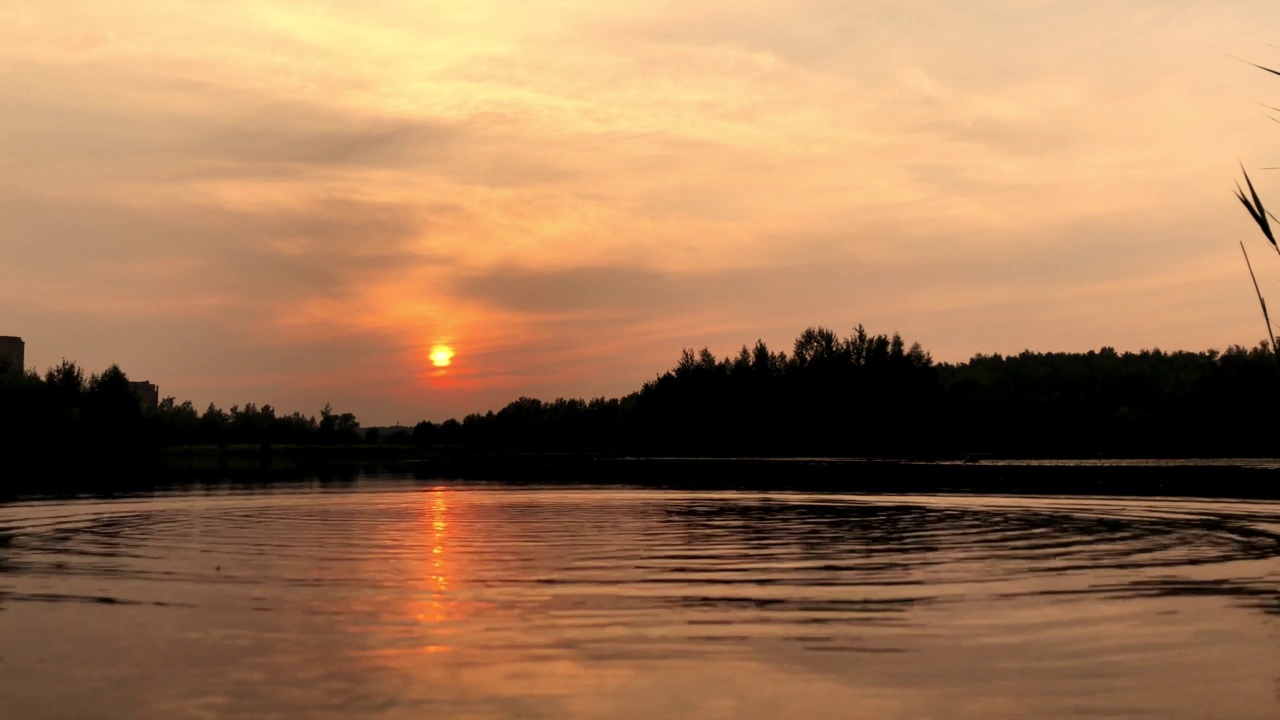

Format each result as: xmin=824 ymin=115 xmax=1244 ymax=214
xmin=3 ymin=0 xmax=1280 ymax=421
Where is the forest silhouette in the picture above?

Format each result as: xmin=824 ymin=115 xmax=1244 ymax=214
xmin=3 ymin=325 xmax=1280 ymax=478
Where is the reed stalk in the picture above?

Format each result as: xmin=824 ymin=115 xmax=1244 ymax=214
xmin=1237 ymin=60 xmax=1280 ymax=365
xmin=1239 ymin=240 xmax=1278 ymax=358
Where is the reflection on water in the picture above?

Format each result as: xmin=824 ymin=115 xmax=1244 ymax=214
xmin=1 ymin=482 xmax=1279 ymax=719
xmin=410 ymin=486 xmax=453 ymax=629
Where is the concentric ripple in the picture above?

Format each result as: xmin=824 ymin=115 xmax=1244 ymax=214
xmin=1 ymin=482 xmax=1279 ymax=720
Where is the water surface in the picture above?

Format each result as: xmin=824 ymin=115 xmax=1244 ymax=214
xmin=1 ymin=479 xmax=1278 ymax=718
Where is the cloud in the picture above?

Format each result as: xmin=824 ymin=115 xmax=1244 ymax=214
xmin=201 ymin=111 xmax=464 ymax=168
xmin=454 ymin=265 xmax=689 ymax=315
xmin=4 ymin=0 xmax=1280 ymax=423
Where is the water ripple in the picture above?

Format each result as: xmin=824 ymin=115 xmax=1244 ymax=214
xmin=2 ymin=484 xmax=1279 ymax=719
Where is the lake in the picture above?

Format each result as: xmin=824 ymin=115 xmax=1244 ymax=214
xmin=1 ymin=478 xmax=1278 ymax=719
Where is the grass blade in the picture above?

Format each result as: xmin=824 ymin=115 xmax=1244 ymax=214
xmin=1241 ymin=241 xmax=1279 ymax=362
xmin=1228 ymin=55 xmax=1280 ymax=77
xmin=1248 ymin=61 xmax=1280 ymax=78
xmin=1237 ymin=164 xmax=1278 ymax=249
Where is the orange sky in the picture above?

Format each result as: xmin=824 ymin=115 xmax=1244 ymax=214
xmin=4 ymin=1 xmax=1280 ymax=423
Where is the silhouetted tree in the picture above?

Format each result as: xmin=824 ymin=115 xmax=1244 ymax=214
xmin=318 ymin=403 xmax=361 ymax=445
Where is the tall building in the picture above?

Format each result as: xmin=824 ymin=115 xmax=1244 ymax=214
xmin=0 ymin=336 xmax=23 ymax=374
xmin=128 ymin=381 xmax=160 ymax=411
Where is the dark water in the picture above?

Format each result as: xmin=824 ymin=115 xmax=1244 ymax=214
xmin=1 ymin=479 xmax=1279 ymax=719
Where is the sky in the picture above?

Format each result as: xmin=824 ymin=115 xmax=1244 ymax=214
xmin=4 ymin=1 xmax=1280 ymax=424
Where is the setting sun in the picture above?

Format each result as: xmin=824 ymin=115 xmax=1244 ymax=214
xmin=430 ymin=345 xmax=455 ymax=368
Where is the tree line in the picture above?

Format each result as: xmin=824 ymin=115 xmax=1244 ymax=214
xmin=3 ymin=325 xmax=1279 ymax=465
xmin=0 ymin=357 xmax=365 ymax=466
xmin=434 ymin=327 xmax=1280 ymax=458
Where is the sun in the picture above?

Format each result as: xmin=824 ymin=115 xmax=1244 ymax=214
xmin=430 ymin=345 xmax=455 ymax=368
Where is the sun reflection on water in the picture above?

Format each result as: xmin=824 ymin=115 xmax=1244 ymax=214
xmin=410 ymin=486 xmax=458 ymax=639
xmin=429 ymin=489 xmax=449 ymax=594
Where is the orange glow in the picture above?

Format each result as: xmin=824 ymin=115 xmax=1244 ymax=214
xmin=407 ymin=485 xmax=462 ymax=633
xmin=430 ymin=345 xmax=455 ymax=368
xmin=11 ymin=1 xmax=1272 ymax=427
xmin=429 ymin=488 xmax=449 ymax=594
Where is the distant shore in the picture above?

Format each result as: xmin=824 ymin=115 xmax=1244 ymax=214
xmin=402 ymin=454 xmax=1280 ymax=499
xmin=7 ymin=448 xmax=1280 ymax=501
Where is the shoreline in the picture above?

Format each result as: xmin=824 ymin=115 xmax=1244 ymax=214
xmin=6 ymin=451 xmax=1280 ymax=501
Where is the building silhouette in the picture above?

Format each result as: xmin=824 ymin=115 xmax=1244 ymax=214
xmin=1 ymin=336 xmax=159 ymax=408
xmin=0 ymin=336 xmax=23 ymax=374
xmin=128 ymin=381 xmax=160 ymax=411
